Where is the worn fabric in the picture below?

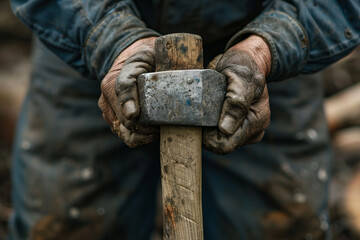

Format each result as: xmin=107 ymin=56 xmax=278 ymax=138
xmin=10 ymin=0 xmax=360 ymax=80
xmin=9 ymin=38 xmax=332 ymax=240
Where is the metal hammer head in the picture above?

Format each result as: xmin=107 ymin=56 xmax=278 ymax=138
xmin=137 ymin=69 xmax=226 ymax=126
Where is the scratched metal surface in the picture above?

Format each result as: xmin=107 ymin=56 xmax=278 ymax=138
xmin=138 ymin=69 xmax=227 ymax=126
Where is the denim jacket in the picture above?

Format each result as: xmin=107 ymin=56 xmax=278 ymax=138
xmin=10 ymin=0 xmax=360 ymax=81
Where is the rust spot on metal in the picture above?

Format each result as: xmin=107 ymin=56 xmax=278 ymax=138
xmin=151 ymin=74 xmax=158 ymax=81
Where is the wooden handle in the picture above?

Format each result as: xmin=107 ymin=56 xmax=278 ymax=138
xmin=156 ymin=33 xmax=204 ymax=240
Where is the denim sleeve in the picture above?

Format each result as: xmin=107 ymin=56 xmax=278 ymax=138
xmin=10 ymin=0 xmax=160 ymax=79
xmin=226 ymin=0 xmax=360 ymax=82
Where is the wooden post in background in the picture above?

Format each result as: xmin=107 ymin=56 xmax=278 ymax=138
xmin=155 ymin=33 xmax=204 ymax=240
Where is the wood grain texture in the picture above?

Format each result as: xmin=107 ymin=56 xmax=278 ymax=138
xmin=156 ymin=33 xmax=204 ymax=240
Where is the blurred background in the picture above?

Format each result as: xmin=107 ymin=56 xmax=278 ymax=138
xmin=0 ymin=0 xmax=31 ymax=238
xmin=0 ymin=0 xmax=359 ymax=239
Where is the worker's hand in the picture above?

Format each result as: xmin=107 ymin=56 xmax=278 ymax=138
xmin=98 ymin=37 xmax=159 ymax=148
xmin=203 ymin=35 xmax=271 ymax=154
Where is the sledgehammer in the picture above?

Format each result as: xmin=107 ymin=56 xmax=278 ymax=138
xmin=138 ymin=33 xmax=226 ymax=240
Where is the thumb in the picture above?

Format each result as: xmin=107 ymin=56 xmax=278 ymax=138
xmin=115 ymin=51 xmax=155 ymax=120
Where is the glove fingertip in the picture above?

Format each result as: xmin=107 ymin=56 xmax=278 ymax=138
xmin=219 ymin=115 xmax=236 ymax=135
xmin=122 ymin=100 xmax=140 ymax=119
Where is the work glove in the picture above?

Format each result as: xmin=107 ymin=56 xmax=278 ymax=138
xmin=98 ymin=37 xmax=159 ymax=147
xmin=203 ymin=35 xmax=271 ymax=154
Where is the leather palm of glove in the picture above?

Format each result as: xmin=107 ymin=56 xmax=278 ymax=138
xmin=98 ymin=37 xmax=159 ymax=148
xmin=203 ymin=36 xmax=271 ymax=154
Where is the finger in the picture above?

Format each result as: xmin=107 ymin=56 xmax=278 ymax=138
xmin=202 ymin=128 xmax=221 ymax=153
xmin=101 ymin=113 xmax=112 ymax=126
xmin=102 ymin=111 xmax=119 ymax=136
xmin=228 ymin=89 xmax=270 ymax=146
xmin=115 ymin=51 xmax=155 ymax=120
xmin=99 ymin=92 xmax=123 ymax=141
xmin=217 ymin=50 xmax=266 ymax=136
xmin=135 ymin=124 xmax=160 ymax=135
xmin=100 ymin=74 xmax=124 ymax=130
xmin=204 ymin=116 xmax=263 ymax=154
xmin=98 ymin=94 xmax=117 ymax=125
xmin=250 ymin=85 xmax=270 ymax=116
xmin=229 ymin=120 xmax=262 ymax=147
xmin=244 ymin=131 xmax=265 ymax=145
xmin=100 ymin=98 xmax=122 ymax=138
xmin=202 ymin=128 xmax=235 ymax=154
xmin=218 ymin=68 xmax=251 ymax=135
xmin=120 ymin=124 xmax=158 ymax=148
xmin=111 ymin=119 xmax=122 ymax=138
xmin=101 ymin=76 xmax=121 ymax=119
xmin=120 ymin=117 xmax=160 ymax=135
xmin=98 ymin=94 xmax=107 ymax=113
xmin=99 ymin=95 xmax=117 ymax=121
xmin=247 ymin=85 xmax=271 ymax=133
xmin=101 ymin=73 xmax=135 ymax=135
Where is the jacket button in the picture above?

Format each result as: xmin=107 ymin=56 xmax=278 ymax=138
xmin=344 ymin=28 xmax=353 ymax=39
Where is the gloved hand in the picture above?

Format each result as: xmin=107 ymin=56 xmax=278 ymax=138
xmin=98 ymin=37 xmax=159 ymax=147
xmin=203 ymin=35 xmax=271 ymax=154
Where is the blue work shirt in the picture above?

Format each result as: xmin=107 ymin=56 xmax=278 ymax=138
xmin=10 ymin=0 xmax=360 ymax=81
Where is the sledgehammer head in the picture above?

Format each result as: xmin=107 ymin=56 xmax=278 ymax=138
xmin=137 ymin=69 xmax=226 ymax=126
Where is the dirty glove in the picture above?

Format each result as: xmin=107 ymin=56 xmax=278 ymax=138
xmin=203 ymin=35 xmax=271 ymax=154
xmin=98 ymin=37 xmax=159 ymax=147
